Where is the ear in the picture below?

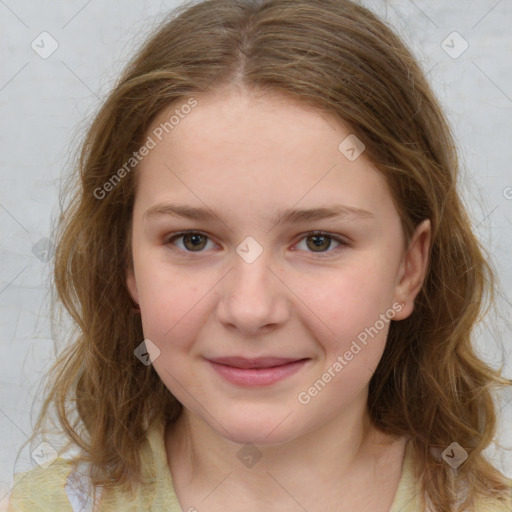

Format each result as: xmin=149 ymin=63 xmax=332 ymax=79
xmin=392 ymin=219 xmax=431 ymax=321
xmin=126 ymin=266 xmax=140 ymax=306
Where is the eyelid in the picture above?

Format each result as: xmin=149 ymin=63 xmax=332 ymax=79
xmin=292 ymin=230 xmax=351 ymax=258
xmin=164 ymin=230 xmax=219 ymax=246
xmin=163 ymin=230 xmax=351 ymax=257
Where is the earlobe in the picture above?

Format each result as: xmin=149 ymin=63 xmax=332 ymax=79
xmin=392 ymin=219 xmax=431 ymax=321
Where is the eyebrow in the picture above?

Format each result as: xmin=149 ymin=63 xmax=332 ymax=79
xmin=143 ymin=202 xmax=375 ymax=225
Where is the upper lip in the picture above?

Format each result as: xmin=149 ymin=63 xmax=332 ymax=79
xmin=207 ymin=356 xmax=308 ymax=369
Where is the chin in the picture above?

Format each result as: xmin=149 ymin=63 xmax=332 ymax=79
xmin=215 ymin=412 xmax=301 ymax=447
xmin=228 ymin=429 xmax=293 ymax=447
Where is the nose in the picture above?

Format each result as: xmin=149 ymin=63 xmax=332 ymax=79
xmin=215 ymin=253 xmax=291 ymax=337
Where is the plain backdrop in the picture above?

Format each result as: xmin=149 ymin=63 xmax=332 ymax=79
xmin=1 ymin=0 xmax=511 ymax=504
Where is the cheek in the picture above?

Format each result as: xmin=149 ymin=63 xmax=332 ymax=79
xmin=135 ymin=261 xmax=206 ymax=349
xmin=295 ymin=259 xmax=397 ymax=351
xmin=137 ymin=271 xmax=208 ymax=398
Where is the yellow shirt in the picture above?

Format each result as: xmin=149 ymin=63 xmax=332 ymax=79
xmin=7 ymin=420 xmax=512 ymax=511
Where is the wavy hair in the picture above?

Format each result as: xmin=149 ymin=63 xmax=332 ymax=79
xmin=26 ymin=0 xmax=511 ymax=510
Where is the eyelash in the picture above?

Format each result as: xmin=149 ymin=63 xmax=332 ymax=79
xmin=163 ymin=230 xmax=350 ymax=258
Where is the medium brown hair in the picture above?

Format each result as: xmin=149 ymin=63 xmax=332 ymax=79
xmin=26 ymin=0 xmax=511 ymax=510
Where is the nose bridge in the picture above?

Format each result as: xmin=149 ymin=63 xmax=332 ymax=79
xmin=216 ymin=243 xmax=289 ymax=333
xmin=232 ymin=234 xmax=274 ymax=290
xmin=233 ymin=248 xmax=274 ymax=294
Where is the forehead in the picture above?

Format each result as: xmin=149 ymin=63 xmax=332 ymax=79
xmin=134 ymin=88 xmax=397 ymax=224
xmin=148 ymin=87 xmax=346 ymax=154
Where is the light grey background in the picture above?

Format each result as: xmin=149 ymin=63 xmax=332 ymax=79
xmin=1 ymin=0 xmax=511 ymax=505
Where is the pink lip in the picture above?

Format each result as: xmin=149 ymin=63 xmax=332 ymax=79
xmin=207 ymin=357 xmax=309 ymax=386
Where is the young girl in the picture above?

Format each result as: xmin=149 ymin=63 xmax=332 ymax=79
xmin=7 ymin=0 xmax=512 ymax=510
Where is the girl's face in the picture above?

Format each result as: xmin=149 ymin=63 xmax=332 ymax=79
xmin=127 ymin=88 xmax=430 ymax=445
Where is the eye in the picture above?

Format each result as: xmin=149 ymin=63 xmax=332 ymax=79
xmin=294 ymin=231 xmax=349 ymax=257
xmin=165 ymin=231 xmax=217 ymax=253
xmin=164 ymin=230 xmax=350 ymax=257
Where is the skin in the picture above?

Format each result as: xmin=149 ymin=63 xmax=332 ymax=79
xmin=126 ymin=86 xmax=431 ymax=511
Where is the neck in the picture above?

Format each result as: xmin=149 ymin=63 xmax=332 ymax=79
xmin=165 ymin=392 xmax=401 ymax=504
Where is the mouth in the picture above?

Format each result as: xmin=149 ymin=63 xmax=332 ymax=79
xmin=206 ymin=356 xmax=310 ymax=386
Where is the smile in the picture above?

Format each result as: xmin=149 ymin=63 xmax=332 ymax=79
xmin=206 ymin=357 xmax=310 ymax=386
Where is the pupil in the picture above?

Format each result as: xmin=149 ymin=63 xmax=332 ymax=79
xmin=185 ymin=234 xmax=206 ymax=251
xmin=309 ymin=235 xmax=330 ymax=251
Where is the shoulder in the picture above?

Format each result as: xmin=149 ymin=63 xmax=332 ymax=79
xmin=391 ymin=440 xmax=512 ymax=512
xmin=8 ymin=419 xmax=180 ymax=512
xmin=8 ymin=458 xmax=77 ymax=511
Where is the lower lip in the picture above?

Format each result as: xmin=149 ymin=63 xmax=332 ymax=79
xmin=207 ymin=359 xmax=309 ymax=386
